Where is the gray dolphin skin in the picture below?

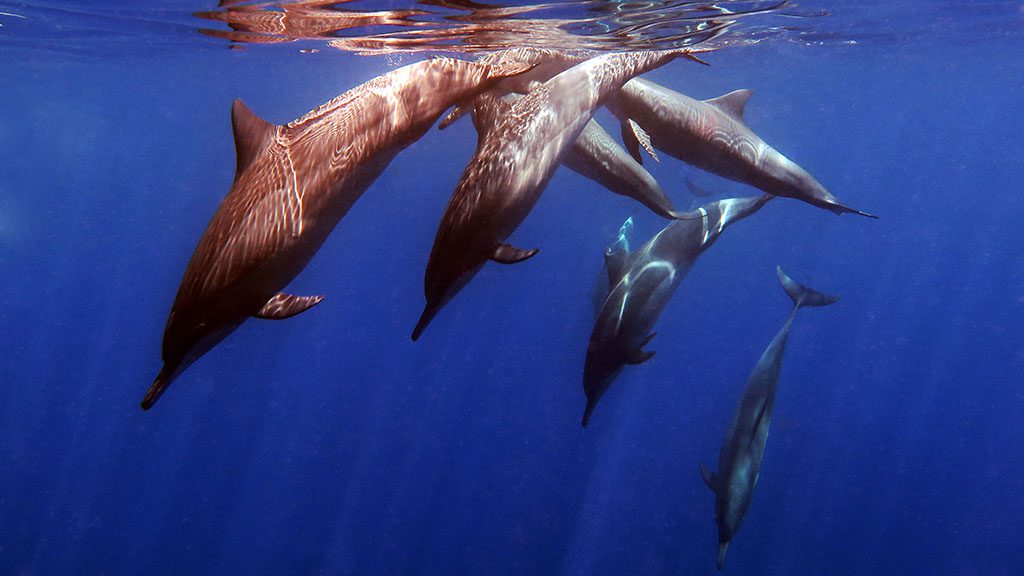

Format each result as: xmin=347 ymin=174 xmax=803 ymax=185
xmin=607 ymin=78 xmax=878 ymax=218
xmin=141 ymin=57 xmax=533 ymax=410
xmin=701 ymin=267 xmax=839 ymax=569
xmin=582 ymin=195 xmax=771 ymax=426
xmin=563 ymin=119 xmax=684 ymax=220
xmin=411 ymin=48 xmax=706 ymax=341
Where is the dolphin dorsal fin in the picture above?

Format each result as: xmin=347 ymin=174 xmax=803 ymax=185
xmin=700 ymin=463 xmax=720 ymax=494
xmin=231 ymin=99 xmax=276 ymax=181
xmin=627 ymin=119 xmax=659 ymax=163
xmin=706 ymin=89 xmax=752 ymax=123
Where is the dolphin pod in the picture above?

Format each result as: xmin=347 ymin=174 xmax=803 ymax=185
xmin=142 ymin=56 xmax=533 ymax=409
xmin=583 ymin=195 xmax=772 ymax=426
xmin=144 ymin=47 xmax=861 ymax=569
xmin=701 ymin=267 xmax=839 ymax=569
xmin=411 ymin=47 xmax=706 ymax=341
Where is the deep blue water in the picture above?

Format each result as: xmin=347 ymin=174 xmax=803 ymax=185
xmin=2 ymin=2 xmax=1024 ymax=575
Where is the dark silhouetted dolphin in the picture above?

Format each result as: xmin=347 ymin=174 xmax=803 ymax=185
xmin=701 ymin=267 xmax=839 ymax=569
xmin=142 ymin=56 xmax=533 ymax=410
xmin=582 ymin=195 xmax=771 ymax=427
xmin=412 ymin=48 xmax=707 ymax=341
xmin=607 ymin=78 xmax=877 ymax=218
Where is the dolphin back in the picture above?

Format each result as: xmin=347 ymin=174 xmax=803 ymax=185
xmin=777 ymin=266 xmax=839 ymax=309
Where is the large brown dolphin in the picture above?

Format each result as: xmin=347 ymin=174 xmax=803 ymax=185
xmin=411 ymin=48 xmax=707 ymax=341
xmin=607 ymin=78 xmax=877 ymax=218
xmin=142 ymin=57 xmax=532 ymax=410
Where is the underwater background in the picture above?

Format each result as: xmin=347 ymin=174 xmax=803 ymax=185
xmin=1 ymin=1 xmax=1023 ymax=574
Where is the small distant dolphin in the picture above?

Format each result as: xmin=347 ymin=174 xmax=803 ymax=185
xmin=412 ymin=48 xmax=708 ymax=341
xmin=701 ymin=267 xmax=839 ymax=569
xmin=142 ymin=56 xmax=533 ymax=410
xmin=607 ymin=78 xmax=877 ymax=218
xmin=582 ymin=195 xmax=771 ymax=426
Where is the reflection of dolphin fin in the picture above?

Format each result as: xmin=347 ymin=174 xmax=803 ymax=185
xmin=491 ymin=243 xmax=539 ymax=264
xmin=705 ymin=89 xmax=752 ymax=124
xmin=231 ymin=99 xmax=276 ymax=181
xmin=256 ymin=292 xmax=325 ymax=320
xmin=627 ymin=119 xmax=660 ymax=163
xmin=700 ymin=463 xmax=720 ymax=494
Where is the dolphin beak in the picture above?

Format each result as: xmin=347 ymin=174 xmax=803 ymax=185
xmin=411 ymin=299 xmax=441 ymax=341
xmin=716 ymin=541 xmax=729 ymax=570
xmin=141 ymin=363 xmax=178 ymax=410
xmin=581 ymin=396 xmax=599 ymax=427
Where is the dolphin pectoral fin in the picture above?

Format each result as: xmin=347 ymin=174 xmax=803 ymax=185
xmin=700 ymin=463 xmax=720 ymax=494
xmin=255 ymin=293 xmax=325 ymax=320
xmin=439 ymin=103 xmax=470 ymax=130
xmin=491 ymin=243 xmax=539 ymax=265
xmin=604 ymin=249 xmax=629 ymax=286
xmin=624 ymin=349 xmax=655 ymax=365
xmin=623 ymin=332 xmax=657 ymax=364
xmin=627 ymin=119 xmax=660 ymax=163
xmin=620 ymin=120 xmax=643 ymax=164
xmin=705 ymin=89 xmax=752 ymax=123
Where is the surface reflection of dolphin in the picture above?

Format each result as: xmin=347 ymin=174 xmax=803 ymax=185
xmin=412 ymin=48 xmax=707 ymax=341
xmin=701 ymin=267 xmax=839 ymax=569
xmin=142 ymin=56 xmax=532 ymax=410
xmin=583 ymin=195 xmax=771 ymax=427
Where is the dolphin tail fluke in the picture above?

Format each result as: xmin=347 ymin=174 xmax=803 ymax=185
xmin=829 ymin=201 xmax=879 ymax=219
xmin=581 ymin=397 xmax=598 ymax=427
xmin=716 ymin=541 xmax=729 ymax=571
xmin=777 ymin=266 xmax=840 ymax=309
xmin=141 ymin=364 xmax=176 ymax=411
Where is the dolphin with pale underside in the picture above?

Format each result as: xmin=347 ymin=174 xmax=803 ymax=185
xmin=411 ymin=48 xmax=707 ymax=341
xmin=142 ymin=56 xmax=533 ymax=410
xmin=607 ymin=78 xmax=877 ymax=218
xmin=582 ymin=195 xmax=771 ymax=427
xmin=701 ymin=267 xmax=838 ymax=569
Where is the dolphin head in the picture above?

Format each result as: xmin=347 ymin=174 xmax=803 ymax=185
xmin=700 ymin=195 xmax=772 ymax=246
xmin=581 ymin=340 xmax=625 ymax=426
xmin=759 ymin=152 xmax=877 ymax=218
xmin=716 ymin=539 xmax=730 ymax=570
xmin=412 ymin=249 xmax=484 ymax=341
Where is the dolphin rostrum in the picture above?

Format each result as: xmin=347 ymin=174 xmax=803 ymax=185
xmin=142 ymin=56 xmax=533 ymax=410
xmin=582 ymin=195 xmax=771 ymax=427
xmin=607 ymin=78 xmax=877 ymax=218
xmin=411 ymin=48 xmax=707 ymax=341
xmin=701 ymin=267 xmax=839 ymax=569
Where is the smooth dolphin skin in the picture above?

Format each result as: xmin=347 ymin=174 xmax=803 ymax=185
xmin=582 ymin=195 xmax=772 ymax=427
xmin=563 ymin=119 xmax=684 ymax=220
xmin=701 ymin=267 xmax=839 ymax=569
xmin=411 ymin=48 xmax=707 ymax=341
xmin=444 ymin=48 xmax=688 ymax=221
xmin=607 ymin=78 xmax=878 ymax=218
xmin=142 ymin=57 xmax=532 ymax=410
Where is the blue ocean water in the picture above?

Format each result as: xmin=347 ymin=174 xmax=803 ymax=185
xmin=1 ymin=1 xmax=1023 ymax=574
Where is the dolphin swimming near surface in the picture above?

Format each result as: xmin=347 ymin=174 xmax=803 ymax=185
xmin=701 ymin=266 xmax=839 ymax=569
xmin=606 ymin=78 xmax=877 ymax=218
xmin=141 ymin=56 xmax=533 ymax=410
xmin=582 ymin=195 xmax=771 ymax=427
xmin=411 ymin=48 xmax=708 ymax=341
